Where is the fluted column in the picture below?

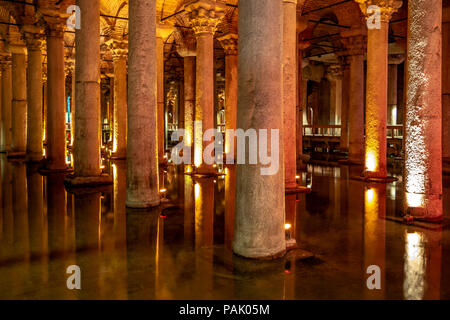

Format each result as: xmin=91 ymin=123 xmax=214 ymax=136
xmin=126 ymin=0 xmax=160 ymax=207
xmin=341 ymin=30 xmax=367 ymax=165
xmin=157 ymin=24 xmax=174 ymax=164
xmin=185 ymin=0 xmax=226 ymax=173
xmin=110 ymin=38 xmax=128 ymax=159
xmin=0 ymin=56 xmax=12 ymax=153
xmin=218 ymin=33 xmax=238 ymax=161
xmin=43 ymin=14 xmax=67 ymax=171
xmin=24 ymin=29 xmax=44 ymax=161
xmin=233 ymin=0 xmax=286 ymax=259
xmin=404 ymin=0 xmax=442 ymax=220
xmin=356 ymin=0 xmax=402 ymax=178
xmin=10 ymin=45 xmax=27 ymax=157
xmin=66 ymin=0 xmax=111 ymax=186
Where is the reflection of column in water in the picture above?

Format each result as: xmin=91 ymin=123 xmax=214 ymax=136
xmin=363 ymin=183 xmax=386 ymax=299
xmin=194 ymin=177 xmax=214 ymax=248
xmin=27 ymin=166 xmax=48 ymax=286
xmin=224 ymin=166 xmax=235 ymax=250
xmin=285 ymin=194 xmax=297 ymax=243
xmin=403 ymin=229 xmax=442 ymax=300
xmin=184 ymin=174 xmax=195 ymax=246
xmin=74 ymin=191 xmax=101 ymax=298
xmin=126 ymin=207 xmax=159 ymax=299
xmin=1 ymin=158 xmax=13 ymax=254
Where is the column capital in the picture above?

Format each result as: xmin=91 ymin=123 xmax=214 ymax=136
xmin=341 ymin=28 xmax=367 ymax=56
xmin=218 ymin=33 xmax=238 ymax=56
xmin=184 ymin=0 xmax=226 ymax=36
xmin=0 ymin=54 xmax=12 ymax=70
xmin=106 ymin=37 xmax=128 ymax=62
xmin=388 ymin=54 xmax=405 ymax=65
xmin=176 ymin=32 xmax=197 ymax=57
xmin=22 ymin=26 xmax=45 ymax=52
xmin=326 ymin=64 xmax=344 ymax=81
xmin=41 ymin=10 xmax=69 ymax=38
xmin=355 ymin=0 xmax=403 ymax=22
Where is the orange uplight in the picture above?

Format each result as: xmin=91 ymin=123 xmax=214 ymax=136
xmin=366 ymin=151 xmax=377 ymax=172
xmin=159 ymin=188 xmax=167 ymax=193
xmin=284 ymin=223 xmax=292 ymax=230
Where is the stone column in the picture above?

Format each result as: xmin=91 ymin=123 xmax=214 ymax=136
xmin=185 ymin=0 xmax=226 ymax=174
xmin=10 ymin=45 xmax=27 ymax=157
xmin=442 ymin=7 xmax=450 ymax=167
xmin=0 ymin=56 xmax=12 ymax=153
xmin=156 ymin=24 xmax=174 ymax=164
xmin=233 ymin=0 xmax=286 ymax=259
xmin=327 ymin=65 xmax=343 ymax=126
xmin=339 ymin=56 xmax=350 ymax=151
xmin=218 ymin=33 xmax=238 ymax=162
xmin=387 ymin=55 xmax=404 ymax=125
xmin=356 ymin=0 xmax=402 ymax=178
xmin=282 ymin=0 xmax=297 ymax=189
xmin=404 ymin=0 xmax=442 ymax=220
xmin=126 ymin=0 xmax=160 ymax=208
xmin=43 ymin=14 xmax=67 ymax=171
xmin=24 ymin=29 xmax=44 ymax=161
xmin=110 ymin=38 xmax=128 ymax=159
xmin=67 ymin=0 xmax=111 ymax=186
xmin=341 ymin=31 xmax=366 ymax=164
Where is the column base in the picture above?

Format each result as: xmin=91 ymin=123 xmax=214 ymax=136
xmin=126 ymin=198 xmax=161 ymax=209
xmin=111 ymin=153 xmax=127 ymax=160
xmin=233 ymin=247 xmax=286 ymax=260
xmin=64 ymin=174 xmax=113 ymax=188
xmin=26 ymin=155 xmax=44 ymax=163
xmin=338 ymin=158 xmax=363 ymax=166
xmin=7 ymin=151 xmax=26 ymax=159
xmin=351 ymin=174 xmax=398 ymax=183
xmin=188 ymin=165 xmax=218 ymax=177
xmin=285 ymin=185 xmax=311 ymax=194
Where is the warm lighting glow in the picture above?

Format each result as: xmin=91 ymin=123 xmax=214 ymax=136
xmin=404 ymin=231 xmax=425 ymax=300
xmin=194 ymin=123 xmax=203 ymax=167
xmin=295 ymin=175 xmax=300 ymax=180
xmin=406 ymin=192 xmax=425 ymax=208
xmin=284 ymin=223 xmax=291 ymax=230
xmin=366 ymin=151 xmax=377 ymax=172
xmin=194 ymin=183 xmax=200 ymax=201
xmin=160 ymin=188 xmax=167 ymax=193
xmin=112 ymin=163 xmax=117 ymax=179
xmin=366 ymin=188 xmax=375 ymax=204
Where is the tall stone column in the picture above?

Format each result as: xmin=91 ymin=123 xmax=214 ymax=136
xmin=282 ymin=0 xmax=297 ymax=189
xmin=442 ymin=7 xmax=450 ymax=168
xmin=66 ymin=0 xmax=111 ymax=186
xmin=109 ymin=38 xmax=128 ymax=159
xmin=156 ymin=24 xmax=174 ymax=164
xmin=327 ymin=65 xmax=343 ymax=126
xmin=43 ymin=13 xmax=67 ymax=171
xmin=126 ymin=0 xmax=160 ymax=208
xmin=339 ymin=56 xmax=350 ymax=151
xmin=0 ymin=56 xmax=12 ymax=153
xmin=387 ymin=55 xmax=404 ymax=125
xmin=341 ymin=31 xmax=366 ymax=164
xmin=177 ymin=35 xmax=196 ymax=165
xmin=24 ymin=29 xmax=44 ymax=161
xmin=185 ymin=0 xmax=226 ymax=174
xmin=356 ymin=0 xmax=402 ymax=178
xmin=404 ymin=0 xmax=442 ymax=220
xmin=10 ymin=45 xmax=27 ymax=157
xmin=218 ymin=33 xmax=238 ymax=161
xmin=233 ymin=0 xmax=286 ymax=259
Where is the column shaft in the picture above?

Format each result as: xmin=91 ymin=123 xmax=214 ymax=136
xmin=404 ymin=0 xmax=442 ymax=219
xmin=224 ymin=53 xmax=237 ymax=159
xmin=340 ymin=59 xmax=350 ymax=151
xmin=233 ymin=0 xmax=286 ymax=259
xmin=11 ymin=53 xmax=27 ymax=155
xmin=184 ymin=56 xmax=195 ymax=164
xmin=157 ymin=36 xmax=165 ymax=162
xmin=442 ymin=9 xmax=450 ymax=163
xmin=126 ymin=0 xmax=160 ymax=207
xmin=113 ymin=56 xmax=127 ymax=159
xmin=388 ymin=64 xmax=398 ymax=125
xmin=0 ymin=60 xmax=12 ymax=152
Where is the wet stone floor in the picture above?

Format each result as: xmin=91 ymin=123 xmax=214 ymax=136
xmin=1 ymin=154 xmax=450 ymax=300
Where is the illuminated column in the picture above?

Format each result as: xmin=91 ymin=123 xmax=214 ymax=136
xmin=177 ymin=35 xmax=196 ymax=165
xmin=218 ymin=33 xmax=238 ymax=161
xmin=233 ymin=0 xmax=286 ymax=259
xmin=185 ymin=0 xmax=226 ymax=173
xmin=24 ymin=30 xmax=44 ymax=161
xmin=283 ymin=0 xmax=297 ymax=189
xmin=43 ymin=13 xmax=67 ymax=171
xmin=339 ymin=56 xmax=350 ymax=151
xmin=341 ymin=30 xmax=366 ymax=164
xmin=126 ymin=0 xmax=160 ymax=208
xmin=157 ymin=24 xmax=174 ymax=163
xmin=404 ymin=0 xmax=442 ymax=220
xmin=357 ymin=0 xmax=402 ymax=177
xmin=0 ymin=56 xmax=12 ymax=152
xmin=442 ymin=8 xmax=450 ymax=168
xmin=297 ymin=42 xmax=309 ymax=163
xmin=67 ymin=0 xmax=111 ymax=185
xmin=326 ymin=65 xmax=343 ymax=126
xmin=387 ymin=55 xmax=404 ymax=125
xmin=10 ymin=46 xmax=27 ymax=157
xmin=110 ymin=38 xmax=128 ymax=159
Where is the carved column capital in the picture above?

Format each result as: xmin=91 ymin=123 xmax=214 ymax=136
xmin=355 ymin=0 xmax=403 ymax=22
xmin=341 ymin=28 xmax=367 ymax=56
xmin=41 ymin=10 xmax=69 ymax=38
xmin=218 ymin=33 xmax=238 ymax=56
xmin=176 ymin=32 xmax=197 ymax=57
xmin=326 ymin=64 xmax=344 ymax=81
xmin=388 ymin=54 xmax=405 ymax=65
xmin=184 ymin=0 xmax=226 ymax=36
xmin=22 ymin=26 xmax=45 ymax=52
xmin=107 ymin=38 xmax=128 ymax=62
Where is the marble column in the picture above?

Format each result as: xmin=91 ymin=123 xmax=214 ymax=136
xmin=357 ymin=0 xmax=402 ymax=178
xmin=126 ymin=0 xmax=160 ymax=207
xmin=283 ymin=0 xmax=297 ymax=189
xmin=110 ymin=39 xmax=128 ymax=159
xmin=10 ymin=48 xmax=27 ymax=157
xmin=442 ymin=7 xmax=450 ymax=167
xmin=339 ymin=56 xmax=350 ymax=151
xmin=185 ymin=0 xmax=226 ymax=174
xmin=218 ymin=33 xmax=238 ymax=162
xmin=0 ymin=56 xmax=12 ymax=153
xmin=44 ymin=15 xmax=67 ymax=171
xmin=387 ymin=55 xmax=404 ymax=125
xmin=327 ymin=65 xmax=343 ymax=126
xmin=233 ymin=0 xmax=286 ymax=259
xmin=67 ymin=0 xmax=111 ymax=185
xmin=24 ymin=30 xmax=44 ymax=161
xmin=157 ymin=24 xmax=174 ymax=164
xmin=341 ymin=31 xmax=366 ymax=164
xmin=404 ymin=0 xmax=442 ymax=220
